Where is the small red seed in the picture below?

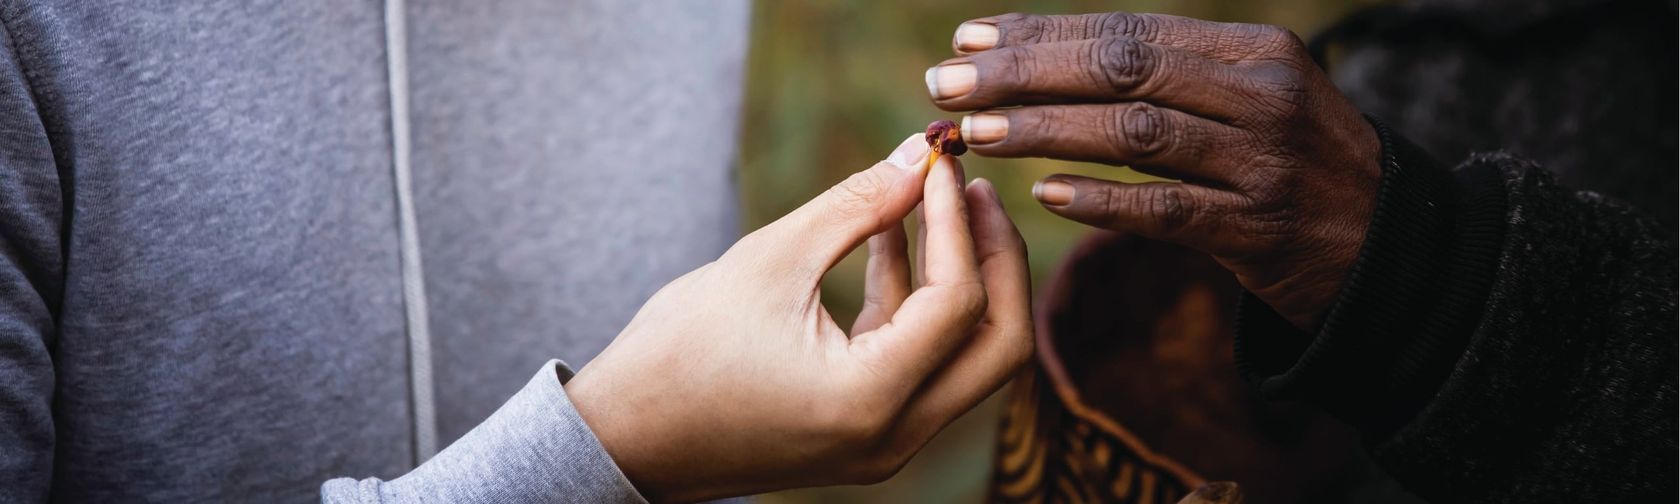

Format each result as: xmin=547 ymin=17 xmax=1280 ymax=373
xmin=924 ymin=120 xmax=967 ymax=156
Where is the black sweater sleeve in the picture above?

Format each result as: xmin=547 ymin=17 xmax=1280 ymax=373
xmin=1233 ymin=119 xmax=1678 ymax=502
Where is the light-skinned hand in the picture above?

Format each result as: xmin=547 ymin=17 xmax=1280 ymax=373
xmin=564 ymin=135 xmax=1033 ymax=502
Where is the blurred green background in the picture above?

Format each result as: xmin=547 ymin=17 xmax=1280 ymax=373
xmin=738 ymin=1 xmax=1370 ymax=501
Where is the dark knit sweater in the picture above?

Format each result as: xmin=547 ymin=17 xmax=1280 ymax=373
xmin=1231 ymin=0 xmax=1677 ymax=500
xmin=1235 ymin=116 xmax=1678 ymax=501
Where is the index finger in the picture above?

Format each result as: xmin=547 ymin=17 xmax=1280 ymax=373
xmin=954 ymin=12 xmax=1296 ymax=61
xmin=848 ymin=155 xmax=986 ymax=390
xmin=929 ymin=37 xmax=1255 ymax=119
xmin=728 ymin=135 xmax=928 ymax=282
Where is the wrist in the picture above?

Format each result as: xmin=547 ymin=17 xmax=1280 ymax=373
xmin=1245 ymin=116 xmax=1383 ymax=331
xmin=1233 ymin=118 xmax=1509 ymax=437
xmin=563 ymin=368 xmax=671 ymax=502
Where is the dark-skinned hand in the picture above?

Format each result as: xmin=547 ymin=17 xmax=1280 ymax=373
xmin=927 ymin=12 xmax=1382 ymax=330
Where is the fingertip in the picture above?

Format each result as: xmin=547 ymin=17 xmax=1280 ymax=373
xmin=953 ymin=21 xmax=1001 ymax=54
xmin=869 ymin=149 xmax=935 ymax=220
xmin=969 ymin=177 xmax=1002 ymax=206
xmin=964 ymin=177 xmax=990 ymax=198
xmin=1032 ymin=175 xmax=1106 ymax=232
xmin=963 ymin=179 xmax=1002 ymax=237
xmin=1032 ymin=176 xmax=1075 ymax=207
xmin=924 ymin=156 xmax=972 ymax=219
xmin=966 ymin=178 xmax=1026 ymax=256
xmin=963 ymin=178 xmax=1004 ymax=222
xmin=885 ymin=133 xmax=931 ymax=172
xmin=925 ymin=155 xmax=961 ymax=194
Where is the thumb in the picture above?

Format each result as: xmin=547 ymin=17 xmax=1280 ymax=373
xmin=736 ymin=134 xmax=930 ymax=280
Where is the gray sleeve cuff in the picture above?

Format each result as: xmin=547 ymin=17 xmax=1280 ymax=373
xmin=321 ymin=360 xmax=646 ymax=503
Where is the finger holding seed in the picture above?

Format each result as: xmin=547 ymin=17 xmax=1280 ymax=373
xmin=924 ymin=120 xmax=968 ymax=172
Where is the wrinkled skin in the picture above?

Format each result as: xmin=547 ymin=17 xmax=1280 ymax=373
xmin=567 ymin=136 xmax=1033 ymax=502
xmin=930 ymin=12 xmax=1382 ymax=329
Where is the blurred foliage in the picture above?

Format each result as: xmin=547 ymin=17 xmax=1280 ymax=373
xmin=737 ymin=1 xmax=1372 ymax=501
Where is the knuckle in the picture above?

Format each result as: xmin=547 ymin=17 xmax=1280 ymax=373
xmin=1244 ymin=210 xmax=1296 ymax=251
xmin=1011 ymin=108 xmax=1058 ymax=149
xmin=1264 ymin=25 xmax=1307 ymax=54
xmin=1228 ymin=191 xmax=1293 ymax=252
xmin=850 ymin=414 xmax=893 ymax=446
xmin=1088 ymin=185 xmax=1126 ymax=223
xmin=876 ymin=453 xmax=914 ymax=483
xmin=1094 ymin=36 xmax=1152 ymax=93
xmin=1250 ymin=62 xmax=1307 ymax=96
xmin=994 ymin=319 xmax=1036 ymax=371
xmin=1087 ymin=186 xmax=1141 ymax=233
xmin=1239 ymin=63 xmax=1311 ymax=123
xmin=1239 ymin=23 xmax=1305 ymax=56
xmin=1237 ymin=151 xmax=1294 ymax=192
xmin=954 ymin=282 xmax=989 ymax=322
xmin=722 ymin=230 xmax=780 ymax=274
xmin=1012 ymin=331 xmax=1037 ymax=368
xmin=727 ymin=228 xmax=770 ymax=257
xmin=1109 ymin=102 xmax=1170 ymax=158
xmin=924 ymin=280 xmax=988 ymax=324
xmin=851 ymin=455 xmax=911 ymax=485
xmin=827 ymin=170 xmax=891 ymax=221
xmin=1145 ymin=185 xmax=1194 ymax=232
xmin=1096 ymin=12 xmax=1148 ymax=38
xmin=995 ymin=13 xmax=1046 ymax=45
xmin=643 ymin=264 xmax=710 ymax=304
xmin=1000 ymin=47 xmax=1039 ymax=90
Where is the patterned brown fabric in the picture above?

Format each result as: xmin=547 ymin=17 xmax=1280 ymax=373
xmin=990 ymin=365 xmax=1200 ymax=503
xmin=990 ymin=233 xmax=1383 ymax=503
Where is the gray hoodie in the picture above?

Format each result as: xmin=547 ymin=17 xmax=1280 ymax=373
xmin=0 ymin=0 xmax=748 ymax=501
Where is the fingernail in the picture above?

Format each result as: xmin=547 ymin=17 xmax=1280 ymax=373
xmin=975 ymin=178 xmax=1005 ymax=207
xmin=885 ymin=133 xmax=931 ymax=171
xmin=954 ymin=22 xmax=1000 ymax=52
xmin=924 ymin=63 xmax=976 ymax=100
xmin=1033 ymin=179 xmax=1074 ymax=206
xmin=962 ymin=113 xmax=1008 ymax=144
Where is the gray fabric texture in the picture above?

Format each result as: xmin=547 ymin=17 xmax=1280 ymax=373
xmin=0 ymin=0 xmax=747 ymax=501
xmin=320 ymin=361 xmax=645 ymax=503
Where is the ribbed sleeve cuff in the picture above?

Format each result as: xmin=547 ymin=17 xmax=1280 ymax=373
xmin=1232 ymin=117 xmax=1509 ymax=440
xmin=322 ymin=360 xmax=647 ymax=503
